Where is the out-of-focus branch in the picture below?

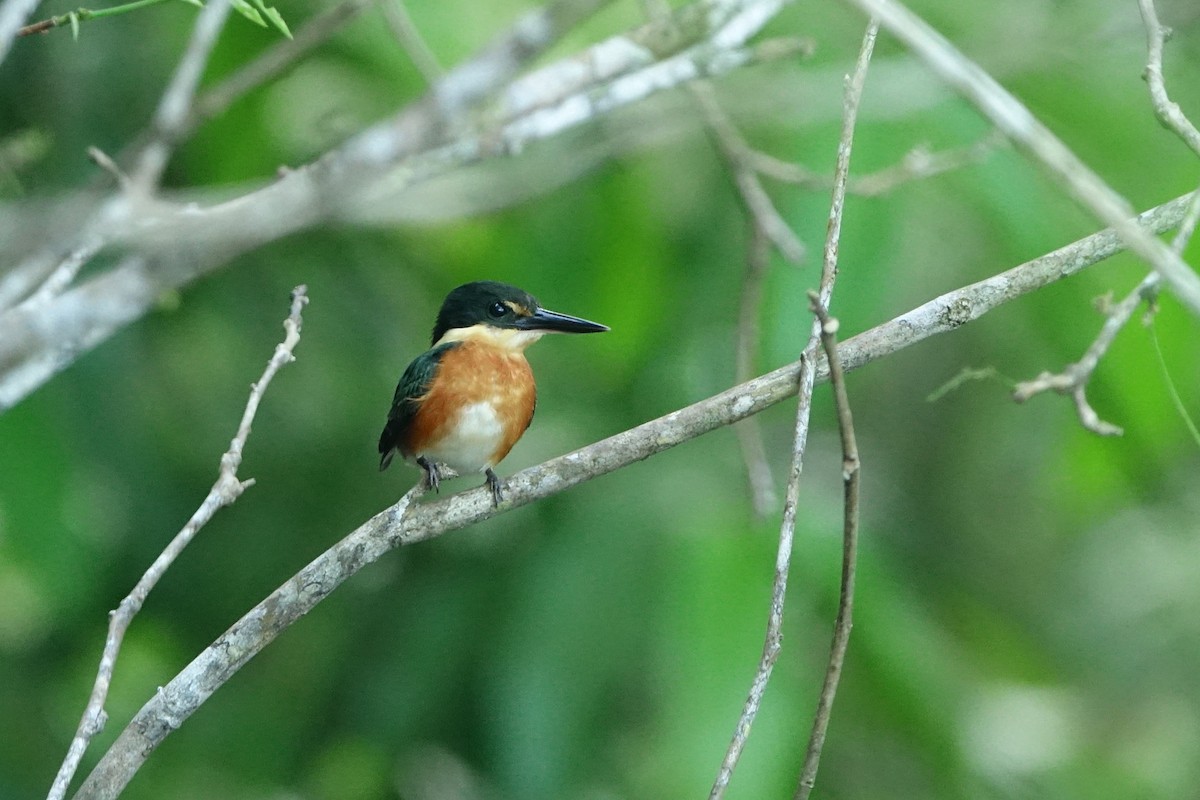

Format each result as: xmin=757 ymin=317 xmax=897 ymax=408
xmin=382 ymin=0 xmax=443 ymax=83
xmin=841 ymin=0 xmax=1200 ymax=318
xmin=190 ymin=0 xmax=376 ymax=136
xmin=50 ymin=285 xmax=307 ymax=800
xmin=72 ymin=188 xmax=1195 ymax=800
xmin=709 ymin=19 xmax=877 ymax=800
xmin=1013 ymin=0 xmax=1200 ymax=435
xmin=1138 ymin=0 xmax=1200 ymax=158
xmin=0 ymin=0 xmax=42 ymax=65
xmin=750 ymin=130 xmax=1004 ymax=195
xmin=0 ymin=0 xmax=788 ymax=415
xmin=1013 ymin=189 xmax=1200 ymax=434
xmin=794 ymin=291 xmax=861 ymax=800
xmin=131 ymin=0 xmax=233 ymax=189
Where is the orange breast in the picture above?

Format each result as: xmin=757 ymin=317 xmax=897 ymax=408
xmin=403 ymin=340 xmax=536 ymax=469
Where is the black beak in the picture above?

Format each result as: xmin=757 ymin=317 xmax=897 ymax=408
xmin=516 ymin=307 xmax=609 ymax=334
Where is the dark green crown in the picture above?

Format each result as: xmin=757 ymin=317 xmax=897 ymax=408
xmin=431 ymin=281 xmax=608 ymax=344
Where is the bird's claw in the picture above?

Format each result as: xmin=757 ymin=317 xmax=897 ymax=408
xmin=418 ymin=457 xmax=441 ymax=493
xmin=485 ymin=468 xmax=504 ymax=507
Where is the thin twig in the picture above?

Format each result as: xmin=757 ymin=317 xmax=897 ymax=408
xmin=131 ymin=0 xmax=233 ymax=190
xmin=69 ymin=189 xmax=1199 ymax=799
xmin=795 ymin=292 xmax=861 ymax=800
xmin=382 ymin=0 xmax=443 ymax=84
xmin=1012 ymin=187 xmax=1200 ymax=433
xmin=750 ymin=130 xmax=1005 ymax=196
xmin=690 ymin=83 xmax=796 ymax=514
xmin=709 ymin=19 xmax=878 ymax=800
xmin=47 ymin=286 xmax=308 ymax=800
xmin=691 ymin=80 xmax=806 ymax=263
xmin=191 ymin=0 xmax=374 ymax=134
xmin=1012 ymin=0 xmax=1200 ymax=435
xmin=841 ymin=0 xmax=1200 ymax=318
xmin=734 ymin=225 xmax=779 ymax=515
xmin=1137 ymin=0 xmax=1200 ymax=158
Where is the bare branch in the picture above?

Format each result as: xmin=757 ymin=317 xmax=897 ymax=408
xmin=691 ymin=80 xmax=807 ymax=263
xmin=1013 ymin=187 xmax=1200 ymax=434
xmin=49 ymin=285 xmax=308 ymax=800
xmin=1137 ymin=0 xmax=1200 ymax=158
xmin=131 ymin=0 xmax=233 ymax=190
xmin=68 ymin=189 xmax=1197 ymax=800
xmin=0 ymin=0 xmax=784 ymax=414
xmin=751 ymin=130 xmax=1004 ymax=195
xmin=1010 ymin=0 xmax=1200 ymax=436
xmin=795 ymin=292 xmax=861 ymax=800
xmin=734 ymin=226 xmax=779 ymax=515
xmin=710 ymin=19 xmax=877 ymax=800
xmin=841 ymin=0 xmax=1200 ymax=318
xmin=190 ymin=0 xmax=376 ymax=136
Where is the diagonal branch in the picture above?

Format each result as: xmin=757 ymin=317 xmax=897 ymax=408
xmin=50 ymin=285 xmax=308 ymax=800
xmin=0 ymin=0 xmax=787 ymax=415
xmin=71 ymin=188 xmax=1196 ymax=800
xmin=841 ymin=0 xmax=1200 ymax=318
xmin=131 ymin=0 xmax=234 ymax=190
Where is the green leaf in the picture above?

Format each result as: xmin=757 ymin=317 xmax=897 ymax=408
xmin=230 ymin=0 xmax=266 ymax=27
xmin=177 ymin=0 xmax=203 ymax=8
xmin=68 ymin=11 xmax=80 ymax=40
xmin=250 ymin=0 xmax=290 ymax=38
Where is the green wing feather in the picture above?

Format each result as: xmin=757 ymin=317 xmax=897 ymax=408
xmin=378 ymin=342 xmax=460 ymax=470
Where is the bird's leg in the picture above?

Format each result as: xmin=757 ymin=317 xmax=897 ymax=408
xmin=417 ymin=457 xmax=441 ymax=493
xmin=485 ymin=468 xmax=504 ymax=506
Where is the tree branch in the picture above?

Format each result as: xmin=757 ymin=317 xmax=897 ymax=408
xmin=0 ymin=0 xmax=787 ymax=415
xmin=794 ymin=291 xmax=861 ymax=800
xmin=1012 ymin=0 xmax=1200 ymax=435
xmin=841 ymin=0 xmax=1200 ymax=318
xmin=51 ymin=285 xmax=307 ymax=800
xmin=70 ymin=187 xmax=1195 ymax=799
xmin=131 ymin=0 xmax=233 ymax=190
xmin=709 ymin=20 xmax=877 ymax=800
xmin=1137 ymin=0 xmax=1200 ymax=159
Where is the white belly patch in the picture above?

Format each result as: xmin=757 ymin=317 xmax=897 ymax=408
xmin=424 ymin=401 xmax=503 ymax=474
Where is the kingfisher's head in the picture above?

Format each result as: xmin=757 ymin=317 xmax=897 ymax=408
xmin=431 ymin=281 xmax=608 ymax=349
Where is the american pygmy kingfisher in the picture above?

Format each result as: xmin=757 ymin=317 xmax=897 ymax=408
xmin=378 ymin=281 xmax=608 ymax=505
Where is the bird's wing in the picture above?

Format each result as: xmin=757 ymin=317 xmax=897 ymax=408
xmin=378 ymin=341 xmax=461 ymax=470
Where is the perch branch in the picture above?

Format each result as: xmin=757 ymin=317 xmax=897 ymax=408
xmin=71 ymin=188 xmax=1195 ymax=800
xmin=709 ymin=19 xmax=877 ymax=800
xmin=49 ymin=286 xmax=308 ymax=800
xmin=794 ymin=292 xmax=861 ymax=800
xmin=841 ymin=0 xmax=1200 ymax=318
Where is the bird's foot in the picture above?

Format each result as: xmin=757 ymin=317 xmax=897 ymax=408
xmin=485 ymin=468 xmax=504 ymax=507
xmin=418 ymin=457 xmax=441 ymax=493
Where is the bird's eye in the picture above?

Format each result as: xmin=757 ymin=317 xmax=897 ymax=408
xmin=487 ymin=301 xmax=507 ymax=318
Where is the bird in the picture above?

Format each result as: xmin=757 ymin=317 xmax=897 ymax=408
xmin=378 ymin=280 xmax=608 ymax=506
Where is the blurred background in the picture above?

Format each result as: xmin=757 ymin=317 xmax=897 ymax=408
xmin=2 ymin=0 xmax=1200 ymax=798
